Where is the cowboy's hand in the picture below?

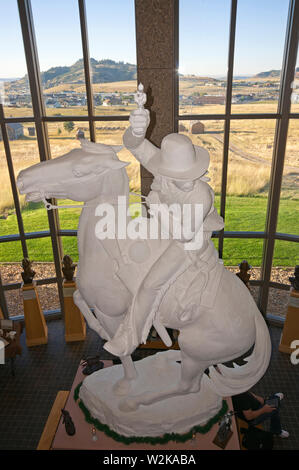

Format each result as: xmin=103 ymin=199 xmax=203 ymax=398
xmin=262 ymin=404 xmax=277 ymax=413
xmin=130 ymin=108 xmax=150 ymax=138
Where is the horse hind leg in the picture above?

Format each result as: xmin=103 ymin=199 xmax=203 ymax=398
xmin=119 ymin=351 xmax=208 ymax=412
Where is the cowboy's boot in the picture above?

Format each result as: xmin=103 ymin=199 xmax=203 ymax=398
xmin=104 ymin=313 xmax=138 ymax=357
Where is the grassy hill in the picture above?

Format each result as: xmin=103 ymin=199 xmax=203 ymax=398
xmin=7 ymin=59 xmax=137 ymax=92
xmin=254 ymin=67 xmax=299 ymax=79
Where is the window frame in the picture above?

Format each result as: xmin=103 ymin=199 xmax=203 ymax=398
xmin=0 ymin=0 xmax=298 ymax=321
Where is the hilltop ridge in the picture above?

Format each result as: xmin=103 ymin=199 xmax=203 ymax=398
xmin=8 ymin=59 xmax=137 ymax=90
xmin=254 ymin=67 xmax=299 ymax=79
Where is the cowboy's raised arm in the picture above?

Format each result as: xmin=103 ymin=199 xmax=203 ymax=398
xmin=123 ymin=108 xmax=158 ymax=166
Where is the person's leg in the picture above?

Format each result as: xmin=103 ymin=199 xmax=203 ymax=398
xmin=266 ymin=394 xmax=281 ymax=409
xmin=250 ymin=408 xmax=282 ymax=435
xmin=269 ymin=409 xmax=283 ymax=435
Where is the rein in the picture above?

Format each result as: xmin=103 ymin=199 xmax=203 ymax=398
xmin=42 ymin=192 xmax=148 ymax=211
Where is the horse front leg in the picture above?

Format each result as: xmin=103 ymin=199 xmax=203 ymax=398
xmin=93 ymin=306 xmax=138 ymax=396
xmin=93 ymin=306 xmax=138 ymax=395
xmin=119 ymin=352 xmax=208 ymax=412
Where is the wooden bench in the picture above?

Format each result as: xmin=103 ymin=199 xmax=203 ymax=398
xmin=236 ymin=417 xmax=263 ymax=450
xmin=37 ymin=391 xmax=70 ymax=450
xmin=1 ymin=320 xmax=22 ymax=376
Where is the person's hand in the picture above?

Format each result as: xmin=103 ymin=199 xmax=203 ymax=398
xmin=262 ymin=404 xmax=277 ymax=413
xmin=130 ymin=108 xmax=150 ymax=138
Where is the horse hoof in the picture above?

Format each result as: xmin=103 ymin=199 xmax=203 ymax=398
xmin=118 ymin=398 xmax=139 ymax=412
xmin=113 ymin=378 xmax=132 ymax=396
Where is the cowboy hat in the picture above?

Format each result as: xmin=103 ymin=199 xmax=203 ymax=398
xmin=145 ymin=133 xmax=210 ymax=180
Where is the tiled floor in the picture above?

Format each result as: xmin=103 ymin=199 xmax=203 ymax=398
xmin=0 ymin=320 xmax=298 ymax=450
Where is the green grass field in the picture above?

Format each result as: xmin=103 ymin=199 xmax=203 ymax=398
xmin=0 ymin=195 xmax=297 ymax=266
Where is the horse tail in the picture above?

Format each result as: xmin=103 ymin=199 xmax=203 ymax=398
xmin=206 ymin=308 xmax=272 ymax=396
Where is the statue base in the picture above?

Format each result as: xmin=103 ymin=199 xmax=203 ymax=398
xmin=79 ymin=350 xmax=222 ymax=438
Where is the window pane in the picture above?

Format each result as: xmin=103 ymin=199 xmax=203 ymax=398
xmin=291 ymin=40 xmax=299 ymax=113
xmin=48 ymin=120 xmax=90 ymax=158
xmin=36 ymin=283 xmax=60 ymax=313
xmin=1 ymin=261 xmax=60 ymax=317
xmin=62 ymin=236 xmax=78 ymax=263
xmin=225 ymin=120 xmax=276 ymax=232
xmin=26 ymin=238 xmax=54 ymax=262
xmin=0 ymin=139 xmax=19 ymax=236
xmin=223 ymin=237 xmax=263 ymax=301
xmin=0 ymin=0 xmax=33 ymax=117
xmin=276 ymin=120 xmax=299 ymax=236
xmin=4 ymin=290 xmax=23 ymax=318
xmin=266 ymin=286 xmax=289 ymax=319
xmin=8 ymin=123 xmax=51 ymax=234
xmin=272 ymin=240 xmax=298 ymax=269
xmin=0 ymin=241 xmax=23 ymax=265
xmin=231 ymin=0 xmax=289 ymax=114
xmin=93 ymin=84 xmax=136 ymax=117
xmin=96 ymin=121 xmax=140 ymax=193
xmin=268 ymin=240 xmax=297 ymax=318
xmin=179 ymin=0 xmax=230 ymax=116
xmin=179 ymin=120 xmax=224 ymax=212
xmin=47 ymin=121 xmax=90 ymax=228
xmin=54 ymin=122 xmax=140 ymax=229
xmin=223 ymin=238 xmax=264 ymax=268
xmin=85 ymin=0 xmax=137 ymax=116
xmin=31 ymin=0 xmax=87 ymax=115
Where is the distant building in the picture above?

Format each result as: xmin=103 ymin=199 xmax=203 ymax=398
xmin=76 ymin=128 xmax=85 ymax=140
xmin=193 ymin=95 xmax=225 ymax=105
xmin=0 ymin=123 xmax=23 ymax=141
xmin=191 ymin=121 xmax=205 ymax=134
xmin=179 ymin=123 xmax=187 ymax=132
xmin=291 ymin=93 xmax=299 ymax=104
xmin=28 ymin=126 xmax=35 ymax=136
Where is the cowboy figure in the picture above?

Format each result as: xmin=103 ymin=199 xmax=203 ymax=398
xmin=104 ymin=107 xmax=224 ymax=357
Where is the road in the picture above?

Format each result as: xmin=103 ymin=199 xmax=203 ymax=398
xmin=210 ymin=134 xmax=299 ymax=173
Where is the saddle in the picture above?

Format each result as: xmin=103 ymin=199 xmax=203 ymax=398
xmin=169 ymin=242 xmax=224 ymax=314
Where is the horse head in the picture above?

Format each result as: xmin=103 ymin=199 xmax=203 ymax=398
xmin=17 ymin=140 xmax=129 ymax=203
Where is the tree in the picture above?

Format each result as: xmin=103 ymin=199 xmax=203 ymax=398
xmin=64 ymin=121 xmax=74 ymax=133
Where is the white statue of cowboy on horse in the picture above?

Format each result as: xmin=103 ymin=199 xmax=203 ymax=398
xmin=104 ymin=84 xmax=224 ymax=358
xmin=16 ymin=84 xmax=271 ymax=436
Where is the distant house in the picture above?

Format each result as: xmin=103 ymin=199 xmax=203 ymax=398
xmin=76 ymin=128 xmax=85 ymax=140
xmin=28 ymin=126 xmax=35 ymax=136
xmin=191 ymin=121 xmax=205 ymax=134
xmin=192 ymin=95 xmax=225 ymax=105
xmin=179 ymin=123 xmax=187 ymax=132
xmin=0 ymin=123 xmax=24 ymax=141
xmin=291 ymin=92 xmax=299 ymax=104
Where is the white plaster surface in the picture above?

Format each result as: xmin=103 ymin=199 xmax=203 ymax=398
xmin=79 ymin=350 xmax=222 ymax=437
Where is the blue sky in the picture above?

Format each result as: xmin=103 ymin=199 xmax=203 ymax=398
xmin=0 ymin=0 xmax=294 ymax=79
